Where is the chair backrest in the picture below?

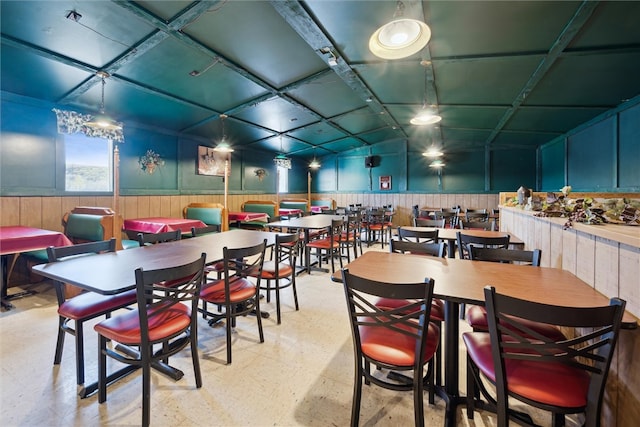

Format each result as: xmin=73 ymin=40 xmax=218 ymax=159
xmin=413 ymin=218 xmax=446 ymax=228
xmin=390 ymin=239 xmax=445 ymax=258
xmin=459 ymin=220 xmax=496 ymax=231
xmin=191 ymin=225 xmax=220 ymax=236
xmin=274 ymin=233 xmax=300 ymax=268
xmin=345 ymin=214 xmax=361 ymax=236
xmin=397 ymin=226 xmax=438 ymax=243
xmin=456 ymin=232 xmax=509 ymax=259
xmin=134 ymin=254 xmax=206 ymax=351
xmin=465 ymin=209 xmax=489 ymax=222
xmin=279 ymin=198 xmax=310 ymax=213
xmin=329 ymin=219 xmax=345 ymax=242
xmin=184 ymin=206 xmax=223 ymax=227
xmin=469 ymin=247 xmax=541 ymax=266
xmin=221 ymin=240 xmax=267 ymax=284
xmin=137 ymin=230 xmax=181 ymax=246
xmin=483 ymin=285 xmax=626 ymax=427
xmin=46 ymin=238 xmax=118 ymax=304
xmin=340 ymin=268 xmax=436 ymax=370
xmin=435 ymin=208 xmax=459 ymax=228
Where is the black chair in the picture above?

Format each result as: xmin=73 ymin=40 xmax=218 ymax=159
xmin=94 ymin=254 xmax=206 ymax=427
xmin=248 ymin=233 xmax=300 ymax=324
xmin=363 ymin=209 xmax=390 ymax=248
xmin=390 ymin=239 xmax=445 ymax=258
xmin=413 ymin=217 xmax=446 ymax=228
xmin=191 ymin=225 xmax=225 ymax=284
xmin=341 ymin=214 xmax=362 ymax=261
xmin=136 ymin=229 xmax=181 ymax=246
xmin=459 ymin=219 xmax=496 ymax=231
xmin=397 ymin=226 xmax=439 ymax=243
xmin=456 ymin=232 xmax=509 ymax=259
xmin=306 ymin=219 xmax=344 ymax=273
xmin=341 ymin=268 xmax=440 ymax=427
xmin=46 ymin=238 xmax=136 ymax=386
xmin=466 ymin=247 xmax=566 ymax=341
xmin=199 ymin=240 xmax=267 ymax=364
xmin=465 ymin=208 xmax=489 ymax=222
xmin=463 ymin=286 xmax=626 ymax=427
xmin=435 ymin=207 xmax=459 ymax=228
xmin=191 ymin=224 xmax=220 ymax=236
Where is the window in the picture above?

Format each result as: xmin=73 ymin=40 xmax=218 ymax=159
xmin=64 ymin=133 xmax=113 ymax=191
xmin=277 ymin=165 xmax=289 ymax=193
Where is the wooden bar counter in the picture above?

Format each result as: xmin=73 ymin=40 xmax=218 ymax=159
xmin=499 ymin=205 xmax=639 ymax=427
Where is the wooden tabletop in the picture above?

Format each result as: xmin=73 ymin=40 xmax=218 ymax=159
xmin=268 ymin=214 xmax=345 ymax=230
xmin=333 ymin=251 xmax=636 ymax=326
xmin=33 ymin=229 xmax=286 ymax=295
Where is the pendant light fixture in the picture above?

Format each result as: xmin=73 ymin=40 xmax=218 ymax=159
xmin=309 ymin=148 xmax=321 ymax=169
xmin=213 ymin=114 xmax=234 ymax=153
xmin=429 ymin=159 xmax=445 ymax=168
xmin=411 ymin=65 xmax=441 ymax=126
xmin=422 ymin=146 xmax=443 ymax=158
xmin=369 ymin=1 xmax=431 ymax=60
xmin=274 ymin=135 xmax=291 ymax=169
xmin=84 ymin=71 xmax=122 ymax=130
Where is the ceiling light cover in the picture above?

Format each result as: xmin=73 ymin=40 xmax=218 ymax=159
xmin=84 ymin=72 xmax=122 ymax=131
xmin=309 ymin=158 xmax=321 ymax=169
xmin=411 ymin=109 xmax=442 ymax=126
xmin=422 ymin=147 xmax=443 ymax=158
xmin=274 ymin=153 xmax=292 ymax=169
xmin=429 ymin=159 xmax=445 ymax=168
xmin=214 ymin=114 xmax=234 ymax=152
xmin=369 ymin=18 xmax=431 ymax=60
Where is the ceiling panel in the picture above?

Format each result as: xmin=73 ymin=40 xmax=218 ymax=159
xmin=0 ymin=0 xmax=638 ymax=161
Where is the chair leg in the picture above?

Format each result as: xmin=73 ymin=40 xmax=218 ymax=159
xmin=254 ymin=289 xmax=265 ymax=343
xmin=190 ymin=330 xmax=203 ymax=388
xmin=351 ymin=363 xmax=364 ymax=427
xmin=98 ymin=335 xmax=108 ymax=403
xmin=274 ymin=279 xmax=281 ymax=325
xmin=466 ymin=355 xmax=477 ymax=419
xmin=291 ymin=276 xmax=299 ymax=312
xmin=142 ymin=346 xmax=151 ymax=427
xmin=75 ymin=320 xmax=85 ymax=385
xmin=53 ymin=316 xmax=66 ymax=365
xmin=225 ymin=307 xmax=233 ymax=364
xmin=414 ymin=368 xmax=425 ymax=427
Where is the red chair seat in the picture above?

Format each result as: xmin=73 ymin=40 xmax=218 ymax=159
xmin=307 ymin=237 xmax=339 ymax=249
xmin=58 ymin=289 xmax=136 ymax=320
xmin=94 ymin=301 xmax=191 ymax=345
xmin=462 ymin=332 xmax=590 ymax=408
xmin=375 ymin=297 xmax=444 ymax=322
xmin=254 ymin=260 xmax=293 ymax=279
xmin=466 ymin=305 xmax=567 ymax=341
xmin=360 ymin=321 xmax=440 ymax=367
xmin=200 ymin=277 xmax=256 ymax=303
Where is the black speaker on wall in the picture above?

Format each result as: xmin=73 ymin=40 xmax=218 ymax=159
xmin=365 ymin=156 xmax=374 ymax=168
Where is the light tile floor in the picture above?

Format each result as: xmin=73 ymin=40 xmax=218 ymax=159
xmin=1 ymin=245 xmax=570 ymax=426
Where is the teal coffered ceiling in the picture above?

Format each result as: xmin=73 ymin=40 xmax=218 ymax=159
xmin=1 ymin=0 xmax=639 ymax=161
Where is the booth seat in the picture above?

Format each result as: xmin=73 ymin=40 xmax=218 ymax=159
xmin=311 ymin=198 xmax=336 ymax=213
xmin=240 ymin=200 xmax=278 ymax=229
xmin=182 ymin=202 xmax=228 ymax=231
xmin=279 ymin=198 xmax=310 ymax=213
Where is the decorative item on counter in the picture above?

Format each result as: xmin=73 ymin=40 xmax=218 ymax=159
xmin=603 ymin=199 xmax=640 ymax=225
xmin=517 ymin=186 xmax=530 ymax=205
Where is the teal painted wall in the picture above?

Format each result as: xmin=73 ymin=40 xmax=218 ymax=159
xmin=2 ymin=92 xmax=638 ymax=197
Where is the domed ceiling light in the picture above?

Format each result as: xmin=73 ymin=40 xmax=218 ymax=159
xmin=84 ymin=71 xmax=122 ymax=131
xmin=369 ymin=1 xmax=431 ymax=60
xmin=429 ymin=159 xmax=445 ymax=168
xmin=422 ymin=146 xmax=443 ymax=158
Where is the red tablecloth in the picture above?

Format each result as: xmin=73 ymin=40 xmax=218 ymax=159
xmin=0 ymin=226 xmax=73 ymax=255
xmin=228 ymin=212 xmax=269 ymax=223
xmin=123 ymin=218 xmax=207 ymax=234
xmin=310 ymin=206 xmax=328 ymax=213
xmin=279 ymin=208 xmax=302 ymax=216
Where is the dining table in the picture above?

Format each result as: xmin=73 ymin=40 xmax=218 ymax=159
xmin=32 ymin=228 xmax=288 ymax=397
xmin=331 ymin=251 xmax=637 ymax=427
xmin=0 ymin=226 xmax=73 ymax=309
xmin=122 ymin=217 xmax=207 ymax=239
xmin=267 ymin=214 xmax=345 ymax=274
xmin=400 ymin=226 xmax=524 ymax=257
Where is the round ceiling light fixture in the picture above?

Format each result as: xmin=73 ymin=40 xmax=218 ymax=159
xmin=429 ymin=159 xmax=445 ymax=168
xmin=422 ymin=146 xmax=443 ymax=158
xmin=369 ymin=2 xmax=431 ymax=60
xmin=411 ymin=108 xmax=442 ymax=126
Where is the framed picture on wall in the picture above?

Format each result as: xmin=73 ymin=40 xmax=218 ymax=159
xmin=197 ymin=145 xmax=229 ymax=176
xmin=379 ymin=175 xmax=391 ymax=190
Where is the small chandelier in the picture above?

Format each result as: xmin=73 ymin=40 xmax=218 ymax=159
xmin=309 ymin=148 xmax=321 ymax=169
xmin=84 ymin=71 xmax=122 ymax=130
xmin=274 ymin=135 xmax=291 ymax=169
xmin=369 ymin=1 xmax=431 ymax=60
xmin=214 ymin=114 xmax=234 ymax=153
